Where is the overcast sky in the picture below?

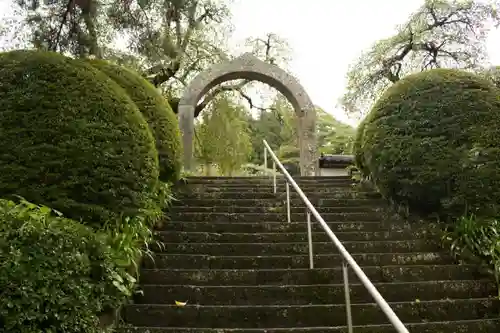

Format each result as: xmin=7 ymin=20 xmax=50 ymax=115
xmin=228 ymin=0 xmax=500 ymax=125
xmin=0 ymin=0 xmax=499 ymax=126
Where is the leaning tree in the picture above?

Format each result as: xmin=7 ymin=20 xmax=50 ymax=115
xmin=341 ymin=0 xmax=500 ymax=117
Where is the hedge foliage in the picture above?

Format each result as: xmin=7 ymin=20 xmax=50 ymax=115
xmin=0 ymin=50 xmax=159 ymax=226
xmin=361 ymin=68 xmax=500 ymax=217
xmin=353 ymin=119 xmax=369 ymax=177
xmin=0 ymin=199 xmax=133 ymax=333
xmin=88 ymin=60 xmax=182 ymax=182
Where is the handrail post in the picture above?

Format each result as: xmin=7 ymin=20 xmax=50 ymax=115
xmin=261 ymin=139 xmax=409 ymax=333
xmin=307 ymin=210 xmax=314 ymax=269
xmin=343 ymin=260 xmax=353 ymax=333
xmin=264 ymin=147 xmax=267 ymax=169
xmin=273 ymin=161 xmax=276 ymax=194
xmin=286 ymin=182 xmax=291 ymax=223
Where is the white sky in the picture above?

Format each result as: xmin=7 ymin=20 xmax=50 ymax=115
xmin=1 ymin=0 xmax=500 ymax=126
xmin=228 ymin=0 xmax=500 ymax=125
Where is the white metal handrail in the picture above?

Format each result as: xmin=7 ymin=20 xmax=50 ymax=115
xmin=262 ymin=139 xmax=409 ymax=333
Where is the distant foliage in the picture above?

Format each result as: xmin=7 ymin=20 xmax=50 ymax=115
xmin=195 ymin=96 xmax=252 ymax=176
xmin=316 ymin=108 xmax=355 ymax=155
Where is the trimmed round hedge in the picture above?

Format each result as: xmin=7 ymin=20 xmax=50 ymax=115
xmin=0 ymin=50 xmax=159 ymax=225
xmin=361 ymin=68 xmax=500 ymax=217
xmin=353 ymin=119 xmax=369 ymax=177
xmin=88 ymin=60 xmax=182 ymax=182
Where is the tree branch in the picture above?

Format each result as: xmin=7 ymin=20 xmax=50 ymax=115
xmin=379 ymin=3 xmax=476 ymax=83
xmin=168 ymin=79 xmax=275 ymax=117
xmin=50 ymin=0 xmax=75 ymax=52
xmin=148 ymin=1 xmax=216 ymax=87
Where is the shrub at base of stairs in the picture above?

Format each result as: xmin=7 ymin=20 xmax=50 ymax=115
xmin=0 ymin=50 xmax=159 ymax=227
xmin=443 ymin=215 xmax=500 ymax=295
xmin=0 ymin=199 xmax=135 ymax=333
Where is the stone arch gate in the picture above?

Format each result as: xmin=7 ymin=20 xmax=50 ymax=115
xmin=178 ymin=52 xmax=318 ymax=176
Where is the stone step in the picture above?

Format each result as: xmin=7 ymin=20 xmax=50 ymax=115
xmin=279 ymin=192 xmax=382 ymax=199
xmin=169 ymin=206 xmax=380 ymax=214
xmin=169 ymin=212 xmax=381 ymax=223
xmin=143 ymin=252 xmax=454 ymax=269
xmin=183 ymin=176 xmax=353 ymax=181
xmin=175 ymin=191 xmax=379 ymax=200
xmin=120 ymin=318 xmax=500 ymax=333
xmin=122 ymin=298 xmax=499 ymax=328
xmin=185 ymin=183 xmax=356 ymax=190
xmin=184 ymin=179 xmax=356 ymax=185
xmin=156 ymin=229 xmax=436 ymax=243
xmin=136 ymin=280 xmax=495 ymax=305
xmin=153 ymin=240 xmax=441 ymax=256
xmin=157 ymin=221 xmax=410 ymax=233
xmin=139 ymin=265 xmax=488 ymax=286
xmin=179 ymin=187 xmax=363 ymax=194
xmin=172 ymin=198 xmax=384 ymax=207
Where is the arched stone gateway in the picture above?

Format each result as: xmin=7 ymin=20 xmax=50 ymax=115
xmin=178 ymin=52 xmax=318 ymax=175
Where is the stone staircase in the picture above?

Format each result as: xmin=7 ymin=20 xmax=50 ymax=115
xmin=122 ymin=176 xmax=500 ymax=332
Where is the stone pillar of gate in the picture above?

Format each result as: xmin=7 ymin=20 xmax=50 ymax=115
xmin=177 ymin=52 xmax=318 ymax=176
xmin=178 ymin=104 xmax=195 ymax=171
xmin=298 ymin=107 xmax=317 ymax=176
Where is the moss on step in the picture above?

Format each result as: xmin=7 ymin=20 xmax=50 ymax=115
xmin=143 ymin=252 xmax=453 ymax=270
xmin=122 ymin=298 xmax=500 ymax=328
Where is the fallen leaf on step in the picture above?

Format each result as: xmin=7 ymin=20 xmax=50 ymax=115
xmin=175 ymin=300 xmax=188 ymax=306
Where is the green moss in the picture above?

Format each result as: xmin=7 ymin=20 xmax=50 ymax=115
xmin=361 ymin=68 xmax=500 ymax=217
xmin=88 ymin=59 xmax=182 ymax=182
xmin=0 ymin=50 xmax=159 ymax=225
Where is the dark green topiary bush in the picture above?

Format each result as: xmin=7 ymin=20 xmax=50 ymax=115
xmin=361 ymin=68 xmax=500 ymax=217
xmin=0 ymin=50 xmax=159 ymax=226
xmin=0 ymin=199 xmax=133 ymax=333
xmin=353 ymin=118 xmax=369 ymax=178
xmin=88 ymin=60 xmax=182 ymax=182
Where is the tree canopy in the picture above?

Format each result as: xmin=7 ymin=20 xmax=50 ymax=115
xmin=341 ymin=0 xmax=500 ymax=116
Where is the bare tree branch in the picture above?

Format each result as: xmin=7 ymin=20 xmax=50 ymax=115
xmin=51 ymin=0 xmax=74 ymax=52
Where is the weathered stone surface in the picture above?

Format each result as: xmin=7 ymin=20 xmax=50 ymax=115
xmin=143 ymin=252 xmax=452 ymax=269
xmin=160 ymin=221 xmax=393 ymax=233
xmin=169 ymin=211 xmax=382 ymax=223
xmin=121 ymin=319 xmax=500 ymax=333
xmin=123 ymin=298 xmax=499 ymax=328
xmin=172 ymin=198 xmax=385 ymax=207
xmin=136 ymin=280 xmax=495 ymax=305
xmin=139 ymin=265 xmax=489 ymax=286
xmin=152 ymin=240 xmax=441 ymax=255
xmin=182 ymin=176 xmax=352 ymax=184
xmin=178 ymin=53 xmax=317 ymax=175
xmin=169 ymin=205 xmax=378 ymax=213
xmin=121 ymin=176 xmax=500 ymax=332
xmin=175 ymin=190 xmax=380 ymax=200
xmin=155 ymin=229 xmax=436 ymax=243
